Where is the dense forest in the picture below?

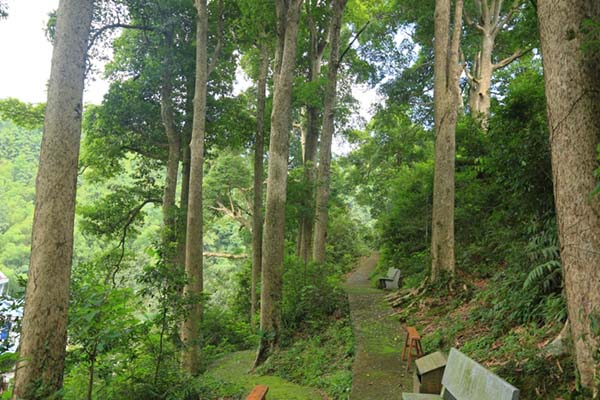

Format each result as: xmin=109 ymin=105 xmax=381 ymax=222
xmin=0 ymin=0 xmax=599 ymax=399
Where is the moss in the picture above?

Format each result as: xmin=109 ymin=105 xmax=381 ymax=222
xmin=206 ymin=351 xmax=324 ymax=400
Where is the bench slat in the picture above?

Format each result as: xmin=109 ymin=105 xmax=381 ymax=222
xmin=402 ymin=394 xmax=441 ymax=400
xmin=246 ymin=385 xmax=269 ymax=400
xmin=442 ymin=349 xmax=519 ymax=400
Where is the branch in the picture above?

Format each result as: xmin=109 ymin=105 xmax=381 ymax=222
xmin=492 ymin=47 xmax=531 ymax=70
xmin=338 ymin=21 xmax=370 ymax=66
xmin=203 ymin=252 xmax=247 ymax=259
xmin=493 ymin=0 xmax=520 ymax=37
xmin=88 ymin=24 xmax=158 ymax=50
xmin=460 ymin=49 xmax=476 ymax=86
xmin=207 ymin=0 xmax=224 ymax=77
xmin=463 ymin=9 xmax=486 ymax=33
xmin=110 ymin=198 xmax=162 ymax=285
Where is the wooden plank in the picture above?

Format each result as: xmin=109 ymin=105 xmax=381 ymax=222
xmin=246 ymin=385 xmax=269 ymax=400
xmin=406 ymin=326 xmax=421 ymax=340
xmin=415 ymin=351 xmax=446 ymax=374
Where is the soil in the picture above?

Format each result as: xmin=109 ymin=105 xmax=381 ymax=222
xmin=345 ymin=252 xmax=414 ymax=399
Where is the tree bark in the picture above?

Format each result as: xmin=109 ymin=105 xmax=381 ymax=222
xmin=160 ymin=31 xmax=180 ymax=267
xmin=464 ymin=0 xmax=526 ymax=129
xmin=254 ymin=0 xmax=303 ymax=368
xmin=312 ymin=0 xmax=346 ymax=264
xmin=13 ymin=0 xmax=94 ymax=398
xmin=251 ymin=41 xmax=269 ymax=329
xmin=538 ymin=0 xmax=600 ymax=389
xmin=297 ymin=3 xmax=326 ymax=263
xmin=430 ymin=0 xmax=463 ymax=282
xmin=177 ymin=121 xmax=191 ymax=281
xmin=181 ymin=0 xmax=208 ymax=376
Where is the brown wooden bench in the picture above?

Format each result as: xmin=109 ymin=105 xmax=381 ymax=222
xmin=246 ymin=385 xmax=269 ymax=400
xmin=402 ymin=326 xmax=424 ymax=371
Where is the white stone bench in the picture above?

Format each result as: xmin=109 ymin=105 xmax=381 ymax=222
xmin=402 ymin=348 xmax=519 ymax=400
xmin=378 ymin=267 xmax=402 ymax=289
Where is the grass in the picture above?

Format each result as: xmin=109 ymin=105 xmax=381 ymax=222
xmin=205 ymin=350 xmax=325 ymax=400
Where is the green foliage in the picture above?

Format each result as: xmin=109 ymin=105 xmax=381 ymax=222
xmin=258 ymin=318 xmax=354 ymax=399
xmin=282 ymin=256 xmax=348 ymax=333
xmin=523 ymin=218 xmax=562 ymax=294
xmin=0 ymin=99 xmax=45 ymax=130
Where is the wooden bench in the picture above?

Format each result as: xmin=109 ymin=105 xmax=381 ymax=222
xmin=246 ymin=385 xmax=269 ymax=400
xmin=402 ymin=348 xmax=519 ymax=400
xmin=402 ymin=326 xmax=424 ymax=371
xmin=378 ymin=267 xmax=402 ymax=289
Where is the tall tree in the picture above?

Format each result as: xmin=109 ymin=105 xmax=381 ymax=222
xmin=13 ymin=0 xmax=94 ymax=397
xmin=430 ymin=0 xmax=463 ymax=281
xmin=181 ymin=0 xmax=224 ymax=375
xmin=254 ymin=0 xmax=303 ymax=367
xmin=297 ymin=0 xmax=329 ymax=263
xmin=463 ymin=0 xmax=531 ymax=127
xmin=312 ymin=0 xmax=346 ymax=264
xmin=251 ymin=41 xmax=269 ymax=327
xmin=538 ymin=0 xmax=600 ymax=389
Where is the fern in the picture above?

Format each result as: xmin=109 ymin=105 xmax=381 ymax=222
xmin=523 ymin=217 xmax=562 ymax=294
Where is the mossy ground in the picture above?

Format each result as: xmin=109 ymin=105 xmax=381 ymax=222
xmin=205 ymin=350 xmax=325 ymax=399
xmin=345 ymin=253 xmax=413 ymax=399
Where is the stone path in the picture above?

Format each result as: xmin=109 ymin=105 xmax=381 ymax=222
xmin=345 ymin=253 xmax=413 ymax=399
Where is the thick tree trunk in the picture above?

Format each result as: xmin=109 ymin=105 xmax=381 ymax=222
xmin=254 ymin=0 xmax=303 ymax=368
xmin=468 ymin=34 xmax=494 ymax=124
xmin=464 ymin=0 xmax=528 ymax=128
xmin=13 ymin=0 xmax=94 ymax=398
xmin=538 ymin=0 xmax=600 ymax=389
xmin=181 ymin=0 xmax=208 ymax=375
xmin=430 ymin=0 xmax=463 ymax=282
xmin=251 ymin=41 xmax=269 ymax=328
xmin=312 ymin=0 xmax=346 ymax=264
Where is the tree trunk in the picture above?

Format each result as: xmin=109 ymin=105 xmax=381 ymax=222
xmin=430 ymin=0 xmax=463 ymax=282
xmin=468 ymin=34 xmax=494 ymax=124
xmin=13 ymin=0 xmax=94 ymax=398
xmin=254 ymin=0 xmax=303 ymax=368
xmin=312 ymin=0 xmax=346 ymax=264
xmin=177 ymin=124 xmax=191 ymax=282
xmin=538 ymin=0 xmax=600 ymax=389
xmin=464 ymin=0 xmax=528 ymax=129
xmin=160 ymin=33 xmax=180 ymax=267
xmin=181 ymin=0 xmax=208 ymax=376
xmin=297 ymin=8 xmax=326 ymax=263
xmin=251 ymin=41 xmax=269 ymax=328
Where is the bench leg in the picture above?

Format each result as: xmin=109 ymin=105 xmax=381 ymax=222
xmin=402 ymin=332 xmax=409 ymax=360
xmin=406 ymin=339 xmax=414 ymax=371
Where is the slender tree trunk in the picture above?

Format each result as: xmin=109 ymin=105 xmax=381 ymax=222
xmin=254 ymin=0 xmax=303 ymax=368
xmin=312 ymin=0 xmax=346 ymax=264
xmin=430 ymin=0 xmax=463 ymax=282
xmin=181 ymin=0 xmax=208 ymax=376
xmin=13 ymin=1 xmax=94 ymax=398
xmin=297 ymin=11 xmax=326 ymax=263
xmin=87 ymin=348 xmax=96 ymax=400
xmin=538 ymin=0 xmax=600 ymax=389
xmin=177 ymin=123 xmax=191 ymax=274
xmin=251 ymin=41 xmax=269 ymax=328
xmin=160 ymin=33 xmax=180 ymax=266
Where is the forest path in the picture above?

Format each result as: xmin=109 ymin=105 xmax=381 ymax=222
xmin=344 ymin=252 xmax=413 ymax=399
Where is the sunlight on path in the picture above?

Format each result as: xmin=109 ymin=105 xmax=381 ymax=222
xmin=206 ymin=350 xmax=325 ymax=400
xmin=345 ymin=253 xmax=412 ymax=399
